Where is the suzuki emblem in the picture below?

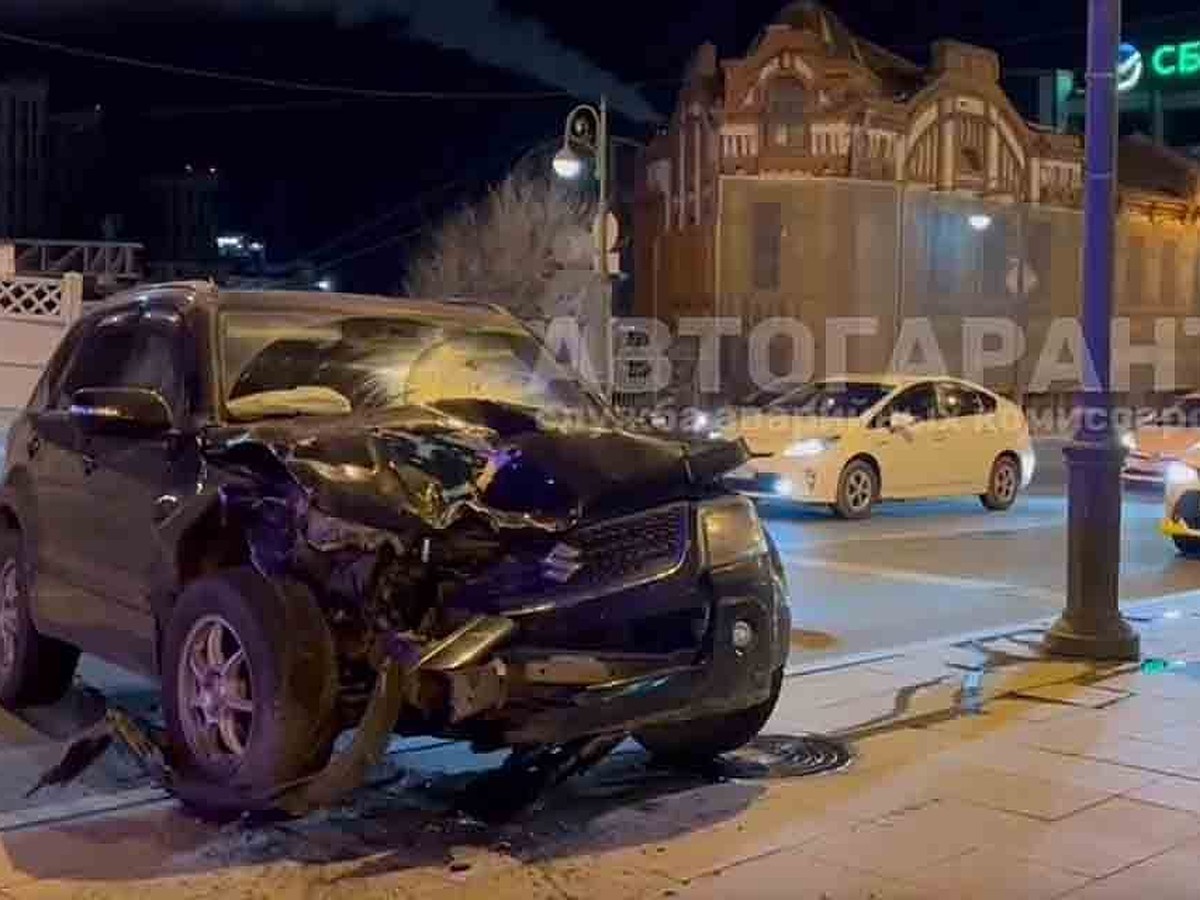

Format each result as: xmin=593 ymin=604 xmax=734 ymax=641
xmin=542 ymin=542 xmax=584 ymax=583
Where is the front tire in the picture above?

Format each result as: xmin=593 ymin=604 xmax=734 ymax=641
xmin=0 ymin=530 xmax=79 ymax=709
xmin=981 ymin=454 xmax=1021 ymax=511
xmin=832 ymin=460 xmax=877 ymax=520
xmin=162 ymin=567 xmax=339 ymax=814
xmin=635 ymin=669 xmax=783 ymax=763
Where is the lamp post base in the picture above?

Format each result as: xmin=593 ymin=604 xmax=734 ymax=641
xmin=1042 ymin=437 xmax=1140 ymax=662
xmin=1043 ymin=613 xmax=1139 ymax=660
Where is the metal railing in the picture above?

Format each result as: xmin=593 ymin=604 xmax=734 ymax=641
xmin=5 ymin=239 xmax=143 ymax=284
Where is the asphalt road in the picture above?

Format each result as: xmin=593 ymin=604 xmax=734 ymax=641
xmin=767 ymin=438 xmax=1196 ymax=664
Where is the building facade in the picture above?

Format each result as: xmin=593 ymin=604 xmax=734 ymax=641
xmin=138 ymin=168 xmax=222 ymax=280
xmin=0 ymin=81 xmax=49 ymax=238
xmin=635 ymin=2 xmax=1200 ymax=401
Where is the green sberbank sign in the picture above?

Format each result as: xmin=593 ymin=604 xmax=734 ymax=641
xmin=1150 ymin=40 xmax=1200 ymax=79
xmin=1117 ymin=39 xmax=1200 ymax=93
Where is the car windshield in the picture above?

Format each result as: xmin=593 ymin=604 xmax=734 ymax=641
xmin=765 ymin=381 xmax=890 ymax=418
xmin=741 ymin=381 xmax=805 ymax=408
xmin=220 ymin=309 xmax=605 ymax=422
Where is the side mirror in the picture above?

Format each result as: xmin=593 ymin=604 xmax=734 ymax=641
xmin=70 ymin=387 xmax=173 ymax=437
xmin=889 ymin=410 xmax=917 ymax=431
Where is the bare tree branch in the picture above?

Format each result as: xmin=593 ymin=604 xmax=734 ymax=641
xmin=405 ymin=171 xmax=593 ymax=319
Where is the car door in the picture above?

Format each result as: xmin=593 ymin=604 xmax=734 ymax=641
xmin=19 ymin=324 xmax=96 ymax=639
xmin=866 ymin=382 xmax=940 ymax=496
xmin=72 ymin=309 xmax=200 ymax=672
xmin=934 ymin=381 xmax=993 ymax=491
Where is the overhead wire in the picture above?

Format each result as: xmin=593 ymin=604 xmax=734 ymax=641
xmin=288 ymin=136 xmax=561 ymax=270
xmin=0 ymin=27 xmax=678 ymax=103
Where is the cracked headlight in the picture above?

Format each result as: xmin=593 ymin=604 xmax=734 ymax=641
xmin=699 ymin=496 xmax=769 ymax=571
xmin=783 ymin=437 xmax=840 ymax=458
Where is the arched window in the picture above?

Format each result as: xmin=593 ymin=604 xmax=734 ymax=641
xmin=766 ymin=77 xmax=806 ymax=148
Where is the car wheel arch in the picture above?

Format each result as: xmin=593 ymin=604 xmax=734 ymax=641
xmin=843 ymin=453 xmax=882 ymax=497
xmin=153 ymin=506 xmax=252 ymax=673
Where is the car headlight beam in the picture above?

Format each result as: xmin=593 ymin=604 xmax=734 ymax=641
xmin=1166 ymin=461 xmax=1200 ymax=486
xmin=784 ymin=437 xmax=840 ymax=458
xmin=698 ymin=496 xmax=769 ymax=571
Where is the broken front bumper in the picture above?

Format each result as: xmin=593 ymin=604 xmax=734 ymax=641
xmin=499 ymin=558 xmax=789 ymax=745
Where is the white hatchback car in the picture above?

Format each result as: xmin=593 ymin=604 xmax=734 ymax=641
xmin=722 ymin=376 xmax=1036 ymax=519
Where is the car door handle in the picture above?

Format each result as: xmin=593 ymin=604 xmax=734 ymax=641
xmin=81 ymin=454 xmax=97 ymax=475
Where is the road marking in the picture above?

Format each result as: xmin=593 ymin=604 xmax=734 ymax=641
xmin=785 ymin=556 xmax=1063 ymax=602
xmin=777 ymin=517 xmax=1065 ymax=548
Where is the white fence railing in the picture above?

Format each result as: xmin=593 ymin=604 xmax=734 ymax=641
xmin=0 ymin=273 xmax=83 ymax=410
xmin=8 ymin=239 xmax=142 ymax=285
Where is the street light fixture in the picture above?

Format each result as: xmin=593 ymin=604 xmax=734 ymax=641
xmin=553 ymin=98 xmax=614 ymax=395
xmin=552 ymin=145 xmax=584 ymax=180
xmin=554 ymin=99 xmax=611 ymax=277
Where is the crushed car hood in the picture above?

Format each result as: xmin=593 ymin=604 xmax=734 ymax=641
xmin=203 ymin=404 xmax=750 ymax=533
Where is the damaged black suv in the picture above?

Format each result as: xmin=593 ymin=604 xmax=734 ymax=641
xmin=0 ymin=284 xmax=789 ymax=814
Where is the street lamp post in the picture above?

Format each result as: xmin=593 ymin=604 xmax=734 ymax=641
xmin=1043 ymin=0 xmax=1140 ymax=660
xmin=553 ymin=97 xmax=614 ymax=392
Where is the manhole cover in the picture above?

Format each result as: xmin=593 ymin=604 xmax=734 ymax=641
xmin=715 ymin=734 xmax=853 ymax=780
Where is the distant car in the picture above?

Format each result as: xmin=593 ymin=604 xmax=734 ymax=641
xmin=0 ymin=283 xmax=789 ymax=815
xmin=722 ymin=375 xmax=1035 ymax=519
xmin=1122 ymin=393 xmax=1200 ymax=486
xmin=1160 ymin=448 xmax=1200 ymax=556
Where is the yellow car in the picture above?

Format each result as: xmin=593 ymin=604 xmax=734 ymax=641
xmin=1160 ymin=452 xmax=1200 ymax=555
xmin=1122 ymin=393 xmax=1200 ymax=486
xmin=722 ymin=376 xmax=1036 ymax=519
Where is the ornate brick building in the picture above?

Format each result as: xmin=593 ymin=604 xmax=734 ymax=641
xmin=634 ymin=2 xmax=1200 ymax=400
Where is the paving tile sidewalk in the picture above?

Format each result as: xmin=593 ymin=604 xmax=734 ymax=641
xmin=5 ymin=595 xmax=1200 ymax=898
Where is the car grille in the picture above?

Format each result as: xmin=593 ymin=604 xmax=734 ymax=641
xmin=461 ymin=503 xmax=692 ymax=605
xmin=564 ymin=502 xmax=690 ymax=590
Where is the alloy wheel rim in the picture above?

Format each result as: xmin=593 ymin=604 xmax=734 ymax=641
xmin=995 ymin=463 xmax=1017 ymax=501
xmin=0 ymin=559 xmax=19 ymax=676
xmin=178 ymin=614 xmax=255 ymax=764
xmin=846 ymin=470 xmax=873 ymax=511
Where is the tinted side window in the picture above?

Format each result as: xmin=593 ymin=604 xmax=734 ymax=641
xmin=938 ymin=382 xmax=987 ymax=418
xmin=52 ymin=312 xmax=184 ymax=414
xmin=52 ymin=316 xmax=141 ymax=409
xmin=31 ymin=324 xmax=87 ymax=412
xmin=977 ymin=391 xmax=998 ymax=414
xmin=886 ymin=383 xmax=938 ymax=423
xmin=120 ymin=324 xmax=185 ymax=411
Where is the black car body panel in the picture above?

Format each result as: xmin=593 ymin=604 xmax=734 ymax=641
xmin=0 ymin=285 xmax=790 ymax=807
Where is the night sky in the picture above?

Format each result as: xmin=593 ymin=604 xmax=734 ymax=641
xmin=2 ymin=1 xmax=1199 ymax=291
